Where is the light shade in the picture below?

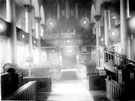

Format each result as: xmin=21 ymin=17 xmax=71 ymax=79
xmin=109 ymin=28 xmax=119 ymax=42
xmin=47 ymin=18 xmax=56 ymax=29
xmin=80 ymin=17 xmax=90 ymax=29
xmin=128 ymin=16 xmax=135 ymax=33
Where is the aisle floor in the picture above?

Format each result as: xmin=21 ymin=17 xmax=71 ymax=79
xmin=40 ymin=69 xmax=110 ymax=101
xmin=46 ymin=81 xmax=94 ymax=101
xmin=46 ymin=69 xmax=93 ymax=101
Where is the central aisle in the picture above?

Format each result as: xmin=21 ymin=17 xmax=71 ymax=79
xmin=47 ymin=82 xmax=94 ymax=101
xmin=46 ymin=69 xmax=94 ymax=101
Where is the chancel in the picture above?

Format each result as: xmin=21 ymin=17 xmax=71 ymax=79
xmin=1 ymin=0 xmax=135 ymax=101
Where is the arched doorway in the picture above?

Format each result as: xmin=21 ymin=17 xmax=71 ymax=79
xmin=60 ymin=46 xmax=77 ymax=70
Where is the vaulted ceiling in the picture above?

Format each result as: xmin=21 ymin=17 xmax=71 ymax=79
xmin=40 ymin=0 xmax=93 ymax=20
xmin=39 ymin=0 xmax=95 ymax=46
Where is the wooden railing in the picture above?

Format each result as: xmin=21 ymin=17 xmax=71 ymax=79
xmin=23 ymin=77 xmax=52 ymax=92
xmin=7 ymin=81 xmax=37 ymax=100
xmin=104 ymin=50 xmax=135 ymax=71
xmin=104 ymin=50 xmax=135 ymax=100
xmin=106 ymin=79 xmax=124 ymax=100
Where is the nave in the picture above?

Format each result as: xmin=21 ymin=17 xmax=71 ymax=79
xmin=1 ymin=0 xmax=135 ymax=100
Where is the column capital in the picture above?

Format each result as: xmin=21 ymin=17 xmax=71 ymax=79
xmin=35 ymin=17 xmax=42 ymax=23
xmin=40 ymin=24 xmax=46 ymax=29
xmin=101 ymin=2 xmax=111 ymax=10
xmin=90 ymin=23 xmax=95 ymax=28
xmin=24 ymin=4 xmax=33 ymax=12
xmin=94 ymin=15 xmax=101 ymax=21
xmin=40 ymin=24 xmax=45 ymax=27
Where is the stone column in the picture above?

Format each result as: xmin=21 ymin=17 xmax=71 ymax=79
xmin=59 ymin=47 xmax=62 ymax=71
xmin=94 ymin=15 xmax=101 ymax=49
xmin=24 ymin=5 xmax=32 ymax=33
xmin=108 ymin=9 xmax=111 ymax=30
xmin=94 ymin=15 xmax=101 ymax=68
xmin=126 ymin=0 xmax=131 ymax=59
xmin=24 ymin=4 xmax=33 ymax=77
xmin=57 ymin=2 xmax=60 ymax=20
xmin=65 ymin=0 xmax=70 ymax=19
xmin=75 ymin=3 xmax=78 ymax=19
xmin=127 ymin=0 xmax=130 ymax=18
xmin=40 ymin=24 xmax=45 ymax=37
xmin=104 ymin=9 xmax=108 ymax=47
xmin=120 ymin=0 xmax=128 ymax=57
xmin=102 ymin=2 xmax=111 ymax=47
xmin=35 ymin=17 xmax=41 ymax=63
xmin=76 ymin=46 xmax=79 ymax=69
xmin=6 ymin=0 xmax=17 ymax=64
xmin=6 ymin=0 xmax=11 ymax=22
xmin=91 ymin=23 xmax=96 ymax=35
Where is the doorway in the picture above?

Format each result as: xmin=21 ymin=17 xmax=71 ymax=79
xmin=61 ymin=46 xmax=77 ymax=70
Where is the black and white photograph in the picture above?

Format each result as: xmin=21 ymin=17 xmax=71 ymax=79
xmin=1 ymin=0 xmax=135 ymax=101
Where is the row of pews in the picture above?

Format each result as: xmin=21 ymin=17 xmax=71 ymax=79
xmin=1 ymin=72 xmax=23 ymax=99
xmin=1 ymin=65 xmax=52 ymax=100
xmin=1 ymin=72 xmax=36 ymax=100
xmin=7 ymin=81 xmax=37 ymax=100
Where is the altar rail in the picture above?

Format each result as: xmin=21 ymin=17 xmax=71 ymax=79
xmin=7 ymin=81 xmax=36 ymax=100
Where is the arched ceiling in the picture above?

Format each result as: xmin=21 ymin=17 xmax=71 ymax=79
xmin=15 ymin=0 xmax=40 ymax=17
xmin=40 ymin=0 xmax=93 ymax=19
xmin=2 ymin=0 xmax=129 ymax=47
xmin=15 ymin=0 xmax=93 ymax=20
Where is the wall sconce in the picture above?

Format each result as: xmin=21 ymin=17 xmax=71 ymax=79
xmin=21 ymin=34 xmax=25 ymax=39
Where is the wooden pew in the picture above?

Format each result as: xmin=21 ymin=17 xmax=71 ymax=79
xmin=88 ymin=73 xmax=106 ymax=90
xmin=6 ymin=81 xmax=37 ymax=100
xmin=1 ymin=73 xmax=23 ymax=99
xmin=23 ymin=77 xmax=52 ymax=92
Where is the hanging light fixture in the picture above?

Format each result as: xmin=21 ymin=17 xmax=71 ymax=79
xmin=0 ymin=18 xmax=8 ymax=35
xmin=47 ymin=18 xmax=56 ymax=29
xmin=80 ymin=17 xmax=90 ymax=29
xmin=109 ymin=27 xmax=119 ymax=42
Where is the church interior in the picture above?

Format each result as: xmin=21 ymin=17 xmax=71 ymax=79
xmin=1 ymin=0 xmax=135 ymax=101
